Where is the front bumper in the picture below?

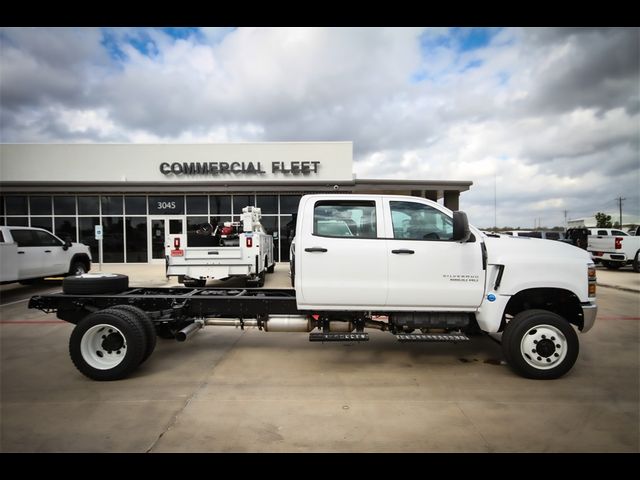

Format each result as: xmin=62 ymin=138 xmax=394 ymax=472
xmin=581 ymin=302 xmax=598 ymax=333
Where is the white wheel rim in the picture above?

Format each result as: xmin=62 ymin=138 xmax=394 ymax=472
xmin=80 ymin=324 xmax=127 ymax=369
xmin=520 ymin=324 xmax=568 ymax=370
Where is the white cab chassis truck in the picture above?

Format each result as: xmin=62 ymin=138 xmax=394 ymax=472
xmin=166 ymin=206 xmax=275 ymax=287
xmin=30 ymin=195 xmax=597 ymax=381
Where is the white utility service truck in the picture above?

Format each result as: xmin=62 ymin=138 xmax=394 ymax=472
xmin=166 ymin=206 xmax=275 ymax=287
xmin=30 ymin=194 xmax=597 ymax=381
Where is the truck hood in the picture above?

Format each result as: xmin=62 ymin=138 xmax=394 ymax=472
xmin=483 ymin=235 xmax=592 ymax=264
xmin=482 ymin=235 xmax=592 ymax=299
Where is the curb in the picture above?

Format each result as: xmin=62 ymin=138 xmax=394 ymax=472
xmin=597 ymin=283 xmax=640 ymax=294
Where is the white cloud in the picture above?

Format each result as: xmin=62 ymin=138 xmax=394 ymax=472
xmin=1 ymin=26 xmax=638 ymax=228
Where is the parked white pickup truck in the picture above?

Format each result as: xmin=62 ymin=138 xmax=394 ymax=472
xmin=0 ymin=226 xmax=92 ymax=284
xmin=166 ymin=206 xmax=275 ymax=287
xmin=588 ymin=232 xmax=640 ymax=272
xmin=30 ymin=194 xmax=597 ymax=381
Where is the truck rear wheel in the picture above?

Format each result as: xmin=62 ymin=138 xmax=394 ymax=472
xmin=109 ymin=305 xmax=156 ymax=364
xmin=69 ymin=309 xmax=146 ymax=381
xmin=502 ymin=309 xmax=579 ymax=380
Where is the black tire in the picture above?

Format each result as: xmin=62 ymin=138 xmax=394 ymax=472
xmin=69 ymin=259 xmax=88 ymax=276
xmin=502 ymin=309 xmax=579 ymax=380
xmin=63 ymin=273 xmax=128 ymax=295
xmin=109 ymin=305 xmax=156 ymax=364
xmin=633 ymin=251 xmax=639 ymax=273
xmin=69 ymin=309 xmax=146 ymax=381
xmin=290 ymin=256 xmax=295 ymax=288
xmin=602 ymin=261 xmax=622 ymax=270
xmin=266 ymin=256 xmax=275 ymax=274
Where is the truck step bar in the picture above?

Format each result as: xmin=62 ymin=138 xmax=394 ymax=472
xmin=396 ymin=333 xmax=469 ymax=342
xmin=309 ymin=332 xmax=369 ymax=342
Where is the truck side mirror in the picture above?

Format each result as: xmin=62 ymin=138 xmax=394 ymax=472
xmin=62 ymin=239 xmax=72 ymax=251
xmin=452 ymin=211 xmax=471 ymax=243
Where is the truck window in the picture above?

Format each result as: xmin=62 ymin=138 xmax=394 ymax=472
xmin=33 ymin=230 xmax=64 ymax=247
xmin=597 ymin=230 xmax=608 ymax=236
xmin=10 ymin=229 xmax=39 ymax=247
xmin=390 ymin=201 xmax=453 ymax=241
xmin=313 ymin=201 xmax=377 ymax=238
xmin=611 ymin=230 xmax=627 ymax=236
xmin=546 ymin=232 xmax=560 ymax=240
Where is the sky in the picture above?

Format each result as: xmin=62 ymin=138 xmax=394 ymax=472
xmin=1 ymin=27 xmax=638 ymax=228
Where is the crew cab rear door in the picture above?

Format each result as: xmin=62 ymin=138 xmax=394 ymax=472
xmin=384 ymin=198 xmax=484 ymax=309
xmin=297 ymin=197 xmax=388 ymax=308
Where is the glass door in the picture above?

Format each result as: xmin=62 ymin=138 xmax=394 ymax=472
xmin=148 ymin=217 xmax=184 ymax=263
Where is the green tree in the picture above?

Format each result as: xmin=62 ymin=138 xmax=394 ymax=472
xmin=595 ymin=212 xmax=612 ymax=228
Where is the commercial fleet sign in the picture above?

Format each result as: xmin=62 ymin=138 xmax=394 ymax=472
xmin=159 ymin=161 xmax=321 ymax=176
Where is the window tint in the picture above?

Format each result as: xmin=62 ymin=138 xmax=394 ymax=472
xmin=30 ymin=217 xmax=53 ymax=232
xmin=78 ymin=196 xmax=100 ymax=215
xmin=125 ymin=196 xmax=147 ymax=215
xmin=34 ymin=230 xmax=63 ymax=247
xmin=126 ymin=217 xmax=147 ymax=263
xmin=233 ymin=195 xmax=254 ymax=213
xmin=390 ymin=201 xmax=453 ymax=241
xmin=546 ymin=232 xmax=560 ymax=240
xmin=6 ymin=196 xmax=28 ymax=215
xmin=101 ymin=196 xmax=123 ymax=215
xmin=55 ymin=217 xmax=77 ymax=242
xmin=210 ymin=196 xmax=231 ymax=215
xmin=256 ymin=195 xmax=278 ymax=214
xmin=313 ymin=201 xmax=377 ymax=238
xmin=280 ymin=195 xmax=302 ymax=214
xmin=6 ymin=217 xmax=28 ymax=226
xmin=612 ymin=230 xmax=627 ymax=236
xmin=54 ymin=196 xmax=76 ymax=215
xmin=30 ymin=196 xmax=52 ymax=215
xmin=186 ymin=196 xmax=208 ymax=214
xmin=597 ymin=230 xmax=607 ymax=236
xmin=520 ymin=231 xmax=542 ymax=238
xmin=10 ymin=229 xmax=38 ymax=247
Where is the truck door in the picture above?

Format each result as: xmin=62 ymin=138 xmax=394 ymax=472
xmin=297 ymin=198 xmax=388 ymax=308
xmin=9 ymin=229 xmax=44 ymax=278
xmin=33 ymin=230 xmax=67 ymax=275
xmin=384 ymin=199 xmax=484 ymax=309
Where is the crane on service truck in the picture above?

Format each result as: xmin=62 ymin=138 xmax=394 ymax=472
xmin=29 ymin=194 xmax=597 ymax=382
xmin=166 ymin=206 xmax=275 ymax=287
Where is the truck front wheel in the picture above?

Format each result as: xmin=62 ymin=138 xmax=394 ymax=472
xmin=633 ymin=251 xmax=639 ymax=273
xmin=502 ymin=309 xmax=579 ymax=380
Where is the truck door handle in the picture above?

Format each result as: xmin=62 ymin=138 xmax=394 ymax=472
xmin=392 ymin=249 xmax=415 ymax=254
xmin=44 ymin=250 xmax=52 ymax=253
xmin=18 ymin=251 xmax=25 ymax=254
xmin=305 ymin=247 xmax=328 ymax=253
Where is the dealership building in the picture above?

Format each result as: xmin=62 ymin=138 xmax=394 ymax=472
xmin=0 ymin=142 xmax=472 ymax=264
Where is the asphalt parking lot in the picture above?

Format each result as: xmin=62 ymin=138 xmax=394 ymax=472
xmin=1 ymin=264 xmax=638 ymax=452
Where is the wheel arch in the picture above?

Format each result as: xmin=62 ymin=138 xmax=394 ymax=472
xmin=503 ymin=288 xmax=584 ymax=331
xmin=69 ymin=253 xmax=91 ymax=272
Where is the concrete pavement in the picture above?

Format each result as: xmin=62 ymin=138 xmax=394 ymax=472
xmin=1 ymin=263 xmax=638 ymax=452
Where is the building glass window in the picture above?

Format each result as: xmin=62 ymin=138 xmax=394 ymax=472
xmin=6 ymin=196 xmax=28 ymax=215
xmin=280 ymin=195 xmax=302 ymax=214
xmin=233 ymin=195 xmax=254 ymax=213
xmin=0 ymin=217 xmax=4 ymax=226
xmin=210 ymin=196 xmax=231 ymax=215
xmin=102 ymin=217 xmax=124 ymax=262
xmin=125 ymin=196 xmax=147 ymax=215
xmin=78 ymin=196 xmax=100 ymax=215
xmin=260 ymin=216 xmax=279 ymax=262
xmin=0 ymin=195 xmax=4 ymax=216
xmin=256 ymin=195 xmax=278 ymax=214
xmin=30 ymin=196 xmax=52 ymax=215
xmin=187 ymin=216 xmax=214 ymax=247
xmin=101 ymin=196 xmax=123 ymax=215
xmin=126 ymin=217 xmax=147 ymax=263
xmin=55 ymin=217 xmax=77 ymax=242
xmin=30 ymin=217 xmax=53 ymax=232
xmin=280 ymin=214 xmax=297 ymax=262
xmin=148 ymin=196 xmax=184 ymax=215
xmin=210 ymin=216 xmax=232 ymax=230
xmin=186 ymin=196 xmax=208 ymax=214
xmin=6 ymin=217 xmax=28 ymax=226
xmin=54 ymin=196 xmax=76 ymax=215
xmin=79 ymin=217 xmax=100 ymax=262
